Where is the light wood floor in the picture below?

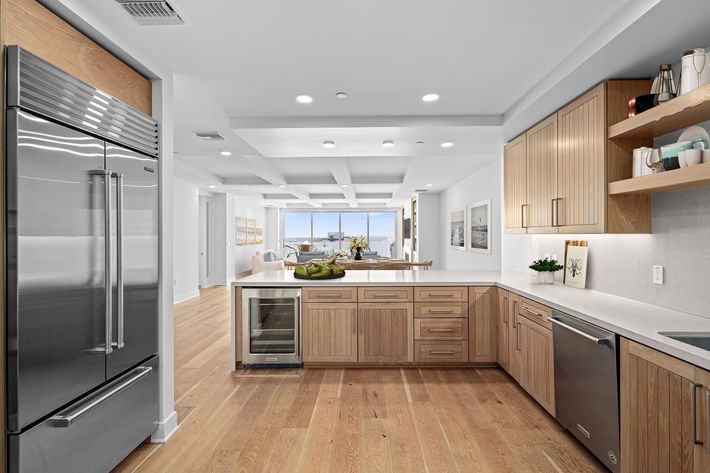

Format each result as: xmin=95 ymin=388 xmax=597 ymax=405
xmin=113 ymin=285 xmax=606 ymax=473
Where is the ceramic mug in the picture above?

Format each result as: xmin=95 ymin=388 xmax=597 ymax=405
xmin=642 ymin=148 xmax=663 ymax=174
xmin=686 ymin=148 xmax=702 ymax=166
xmin=678 ymin=150 xmax=688 ymax=167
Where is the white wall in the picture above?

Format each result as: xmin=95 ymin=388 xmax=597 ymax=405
xmin=172 ymin=179 xmax=199 ymax=303
xmin=439 ymin=160 xmax=502 ymax=270
xmin=264 ymin=207 xmax=280 ymax=252
xmin=415 ymin=192 xmax=441 ymax=267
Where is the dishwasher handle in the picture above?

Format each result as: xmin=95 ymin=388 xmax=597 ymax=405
xmin=548 ymin=316 xmax=608 ymax=345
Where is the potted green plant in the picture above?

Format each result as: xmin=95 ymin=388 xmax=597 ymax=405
xmin=529 ymin=257 xmax=563 ymax=284
xmin=349 ymin=236 xmax=370 ymax=260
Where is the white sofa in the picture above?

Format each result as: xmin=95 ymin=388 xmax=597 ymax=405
xmin=251 ymin=250 xmax=284 ymax=273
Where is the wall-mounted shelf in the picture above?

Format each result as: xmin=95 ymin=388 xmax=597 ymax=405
xmin=608 ymin=84 xmax=710 ymax=139
xmin=609 ymin=162 xmax=710 ymax=195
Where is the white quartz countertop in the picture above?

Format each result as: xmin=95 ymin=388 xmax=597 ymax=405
xmin=233 ymin=270 xmax=710 ymax=370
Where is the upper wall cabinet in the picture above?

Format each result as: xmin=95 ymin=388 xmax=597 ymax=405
xmin=526 ymin=114 xmax=558 ymax=233
xmin=504 ymin=80 xmax=652 ymax=234
xmin=503 ymin=134 xmax=527 ymax=233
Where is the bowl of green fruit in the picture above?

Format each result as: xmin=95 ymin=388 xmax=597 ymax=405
xmin=293 ymin=257 xmax=346 ymax=280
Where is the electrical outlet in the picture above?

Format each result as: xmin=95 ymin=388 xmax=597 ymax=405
xmin=653 ymin=265 xmax=664 ymax=285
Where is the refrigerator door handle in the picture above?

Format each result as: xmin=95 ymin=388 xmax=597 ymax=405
xmin=49 ymin=366 xmax=152 ymax=427
xmin=91 ymin=169 xmax=113 ymax=354
xmin=112 ymin=172 xmax=125 ymax=349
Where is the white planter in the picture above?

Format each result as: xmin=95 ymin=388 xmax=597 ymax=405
xmin=537 ymin=271 xmax=554 ymax=285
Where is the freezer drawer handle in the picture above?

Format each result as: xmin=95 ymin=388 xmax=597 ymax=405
xmin=547 ymin=317 xmax=607 ymax=345
xmin=90 ymin=169 xmax=113 ymax=354
xmin=50 ymin=366 xmax=152 ymax=428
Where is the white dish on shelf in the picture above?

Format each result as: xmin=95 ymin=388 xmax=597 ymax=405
xmin=678 ymin=125 xmax=710 ymax=148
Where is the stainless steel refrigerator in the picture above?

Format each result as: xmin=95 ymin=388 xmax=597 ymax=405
xmin=5 ymin=46 xmax=160 ymax=473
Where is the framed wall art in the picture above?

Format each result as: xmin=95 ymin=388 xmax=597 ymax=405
xmin=467 ymin=199 xmax=491 ymax=254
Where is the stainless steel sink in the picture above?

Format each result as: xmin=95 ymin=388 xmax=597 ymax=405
xmin=658 ymin=332 xmax=710 ymax=352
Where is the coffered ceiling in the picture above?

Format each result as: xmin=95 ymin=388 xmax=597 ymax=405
xmin=48 ymin=0 xmax=710 ymax=208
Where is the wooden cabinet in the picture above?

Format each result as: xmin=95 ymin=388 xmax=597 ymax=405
xmin=504 ymin=133 xmax=527 ymax=233
xmin=620 ymin=338 xmax=710 ymax=473
xmin=526 ymin=114 xmax=558 ymax=233
xmin=496 ymin=289 xmax=510 ymax=371
xmin=517 ymin=315 xmax=555 ymax=416
xmin=468 ymin=287 xmax=496 ymax=363
xmin=302 ymin=303 xmax=358 ymax=363
xmin=414 ymin=286 xmax=468 ymax=302
xmin=503 ymin=80 xmax=652 ymax=234
xmin=358 ymin=286 xmax=413 ymax=302
xmin=414 ymin=318 xmax=467 ymax=340
xmin=414 ymin=302 xmax=468 ymax=318
xmin=557 ymin=84 xmax=606 ymax=233
xmin=415 ymin=341 xmax=468 ymax=363
xmin=358 ymin=303 xmax=413 ymax=363
xmin=302 ymin=286 xmax=357 ymax=303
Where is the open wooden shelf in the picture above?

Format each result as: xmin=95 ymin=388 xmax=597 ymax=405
xmin=608 ymin=162 xmax=710 ymax=195
xmin=609 ymin=83 xmax=710 ymax=139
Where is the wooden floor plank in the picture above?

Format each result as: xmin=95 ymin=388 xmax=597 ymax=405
xmin=113 ymin=285 xmax=605 ymax=473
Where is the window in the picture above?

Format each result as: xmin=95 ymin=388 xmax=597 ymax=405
xmin=282 ymin=211 xmax=398 ymax=258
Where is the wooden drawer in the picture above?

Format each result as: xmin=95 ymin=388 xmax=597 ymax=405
xmin=414 ymin=302 xmax=468 ymax=318
xmin=358 ymin=286 xmax=413 ymax=302
xmin=414 ymin=286 xmax=468 ymax=302
xmin=518 ymin=296 xmax=552 ymax=329
xmin=415 ymin=341 xmax=469 ymax=363
xmin=415 ymin=318 xmax=468 ymax=340
xmin=302 ymin=287 xmax=357 ymax=303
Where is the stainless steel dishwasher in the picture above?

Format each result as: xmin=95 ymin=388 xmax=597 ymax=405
xmin=550 ymin=310 xmax=620 ymax=472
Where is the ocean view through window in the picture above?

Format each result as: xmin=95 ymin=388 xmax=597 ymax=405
xmin=283 ymin=211 xmax=398 ymax=258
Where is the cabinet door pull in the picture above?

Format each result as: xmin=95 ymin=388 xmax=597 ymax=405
xmin=427 ymin=328 xmax=455 ymax=333
xmin=427 ymin=291 xmax=455 ymax=298
xmin=503 ymin=296 xmax=508 ymax=323
xmin=706 ymin=389 xmax=710 ymax=453
xmin=512 ymin=301 xmax=518 ymax=328
xmin=429 ymin=351 xmax=455 ymax=355
xmin=370 ymin=293 xmax=399 ymax=298
xmin=691 ymin=383 xmax=703 ymax=445
xmin=317 ymin=293 xmax=343 ymax=299
xmin=522 ymin=306 xmax=542 ymax=317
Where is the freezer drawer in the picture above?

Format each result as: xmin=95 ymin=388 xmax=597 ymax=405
xmin=8 ymin=356 xmax=159 ymax=473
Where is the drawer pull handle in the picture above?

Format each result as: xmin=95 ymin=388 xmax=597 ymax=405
xmin=427 ymin=328 xmax=455 ymax=333
xmin=429 ymin=351 xmax=455 ymax=355
xmin=428 ymin=292 xmax=455 ymax=297
xmin=522 ymin=306 xmax=542 ymax=317
xmin=371 ymin=293 xmax=399 ymax=298
xmin=428 ymin=308 xmax=455 ymax=314
xmin=50 ymin=366 xmax=152 ymax=427
xmin=317 ymin=293 xmax=343 ymax=298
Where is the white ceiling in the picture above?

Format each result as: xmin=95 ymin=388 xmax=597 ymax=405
xmin=63 ymin=0 xmax=658 ymax=208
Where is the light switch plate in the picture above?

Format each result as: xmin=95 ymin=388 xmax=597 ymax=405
xmin=653 ymin=265 xmax=664 ymax=285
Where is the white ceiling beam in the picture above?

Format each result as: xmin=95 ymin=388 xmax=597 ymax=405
xmin=241 ymin=154 xmax=322 ymax=207
xmin=174 ymin=158 xmax=223 ymax=187
xmin=230 ymin=114 xmax=502 ymax=130
xmin=323 ymin=158 xmax=357 ymax=208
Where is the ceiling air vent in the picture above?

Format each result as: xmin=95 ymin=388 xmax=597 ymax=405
xmin=414 ymin=189 xmax=430 ymax=193
xmin=116 ymin=1 xmax=186 ymax=26
xmin=194 ymin=131 xmax=226 ymax=141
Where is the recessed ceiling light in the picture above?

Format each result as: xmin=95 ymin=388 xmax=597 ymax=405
xmin=296 ymin=95 xmax=313 ymax=104
xmin=382 ymin=140 xmax=394 ymax=148
xmin=208 ymin=185 xmax=217 ymax=189
xmin=422 ymin=93 xmax=439 ymax=102
xmin=220 ymin=150 xmax=232 ymax=156
xmin=341 ymin=184 xmax=349 ymax=188
xmin=441 ymin=141 xmax=454 ymax=148
xmin=426 ymin=183 xmax=433 ymax=187
xmin=335 ymin=92 xmax=347 ymax=99
xmin=279 ymin=185 xmax=286 ymax=189
xmin=323 ymin=140 xmax=335 ymax=149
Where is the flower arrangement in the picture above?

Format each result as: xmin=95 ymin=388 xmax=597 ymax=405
xmin=348 ymin=236 xmax=369 ymax=252
xmin=528 ymin=257 xmax=563 ymax=285
xmin=528 ymin=257 xmax=563 ymax=272
xmin=334 ymin=249 xmax=350 ymax=258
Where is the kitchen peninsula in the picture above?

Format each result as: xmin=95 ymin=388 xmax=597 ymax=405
xmin=232 ymin=269 xmax=710 ymax=370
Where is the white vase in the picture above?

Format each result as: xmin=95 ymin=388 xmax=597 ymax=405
xmin=537 ymin=272 xmax=554 ymax=285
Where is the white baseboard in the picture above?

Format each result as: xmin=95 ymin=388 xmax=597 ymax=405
xmin=173 ymin=289 xmax=199 ymax=304
xmin=151 ymin=410 xmax=179 ymax=443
